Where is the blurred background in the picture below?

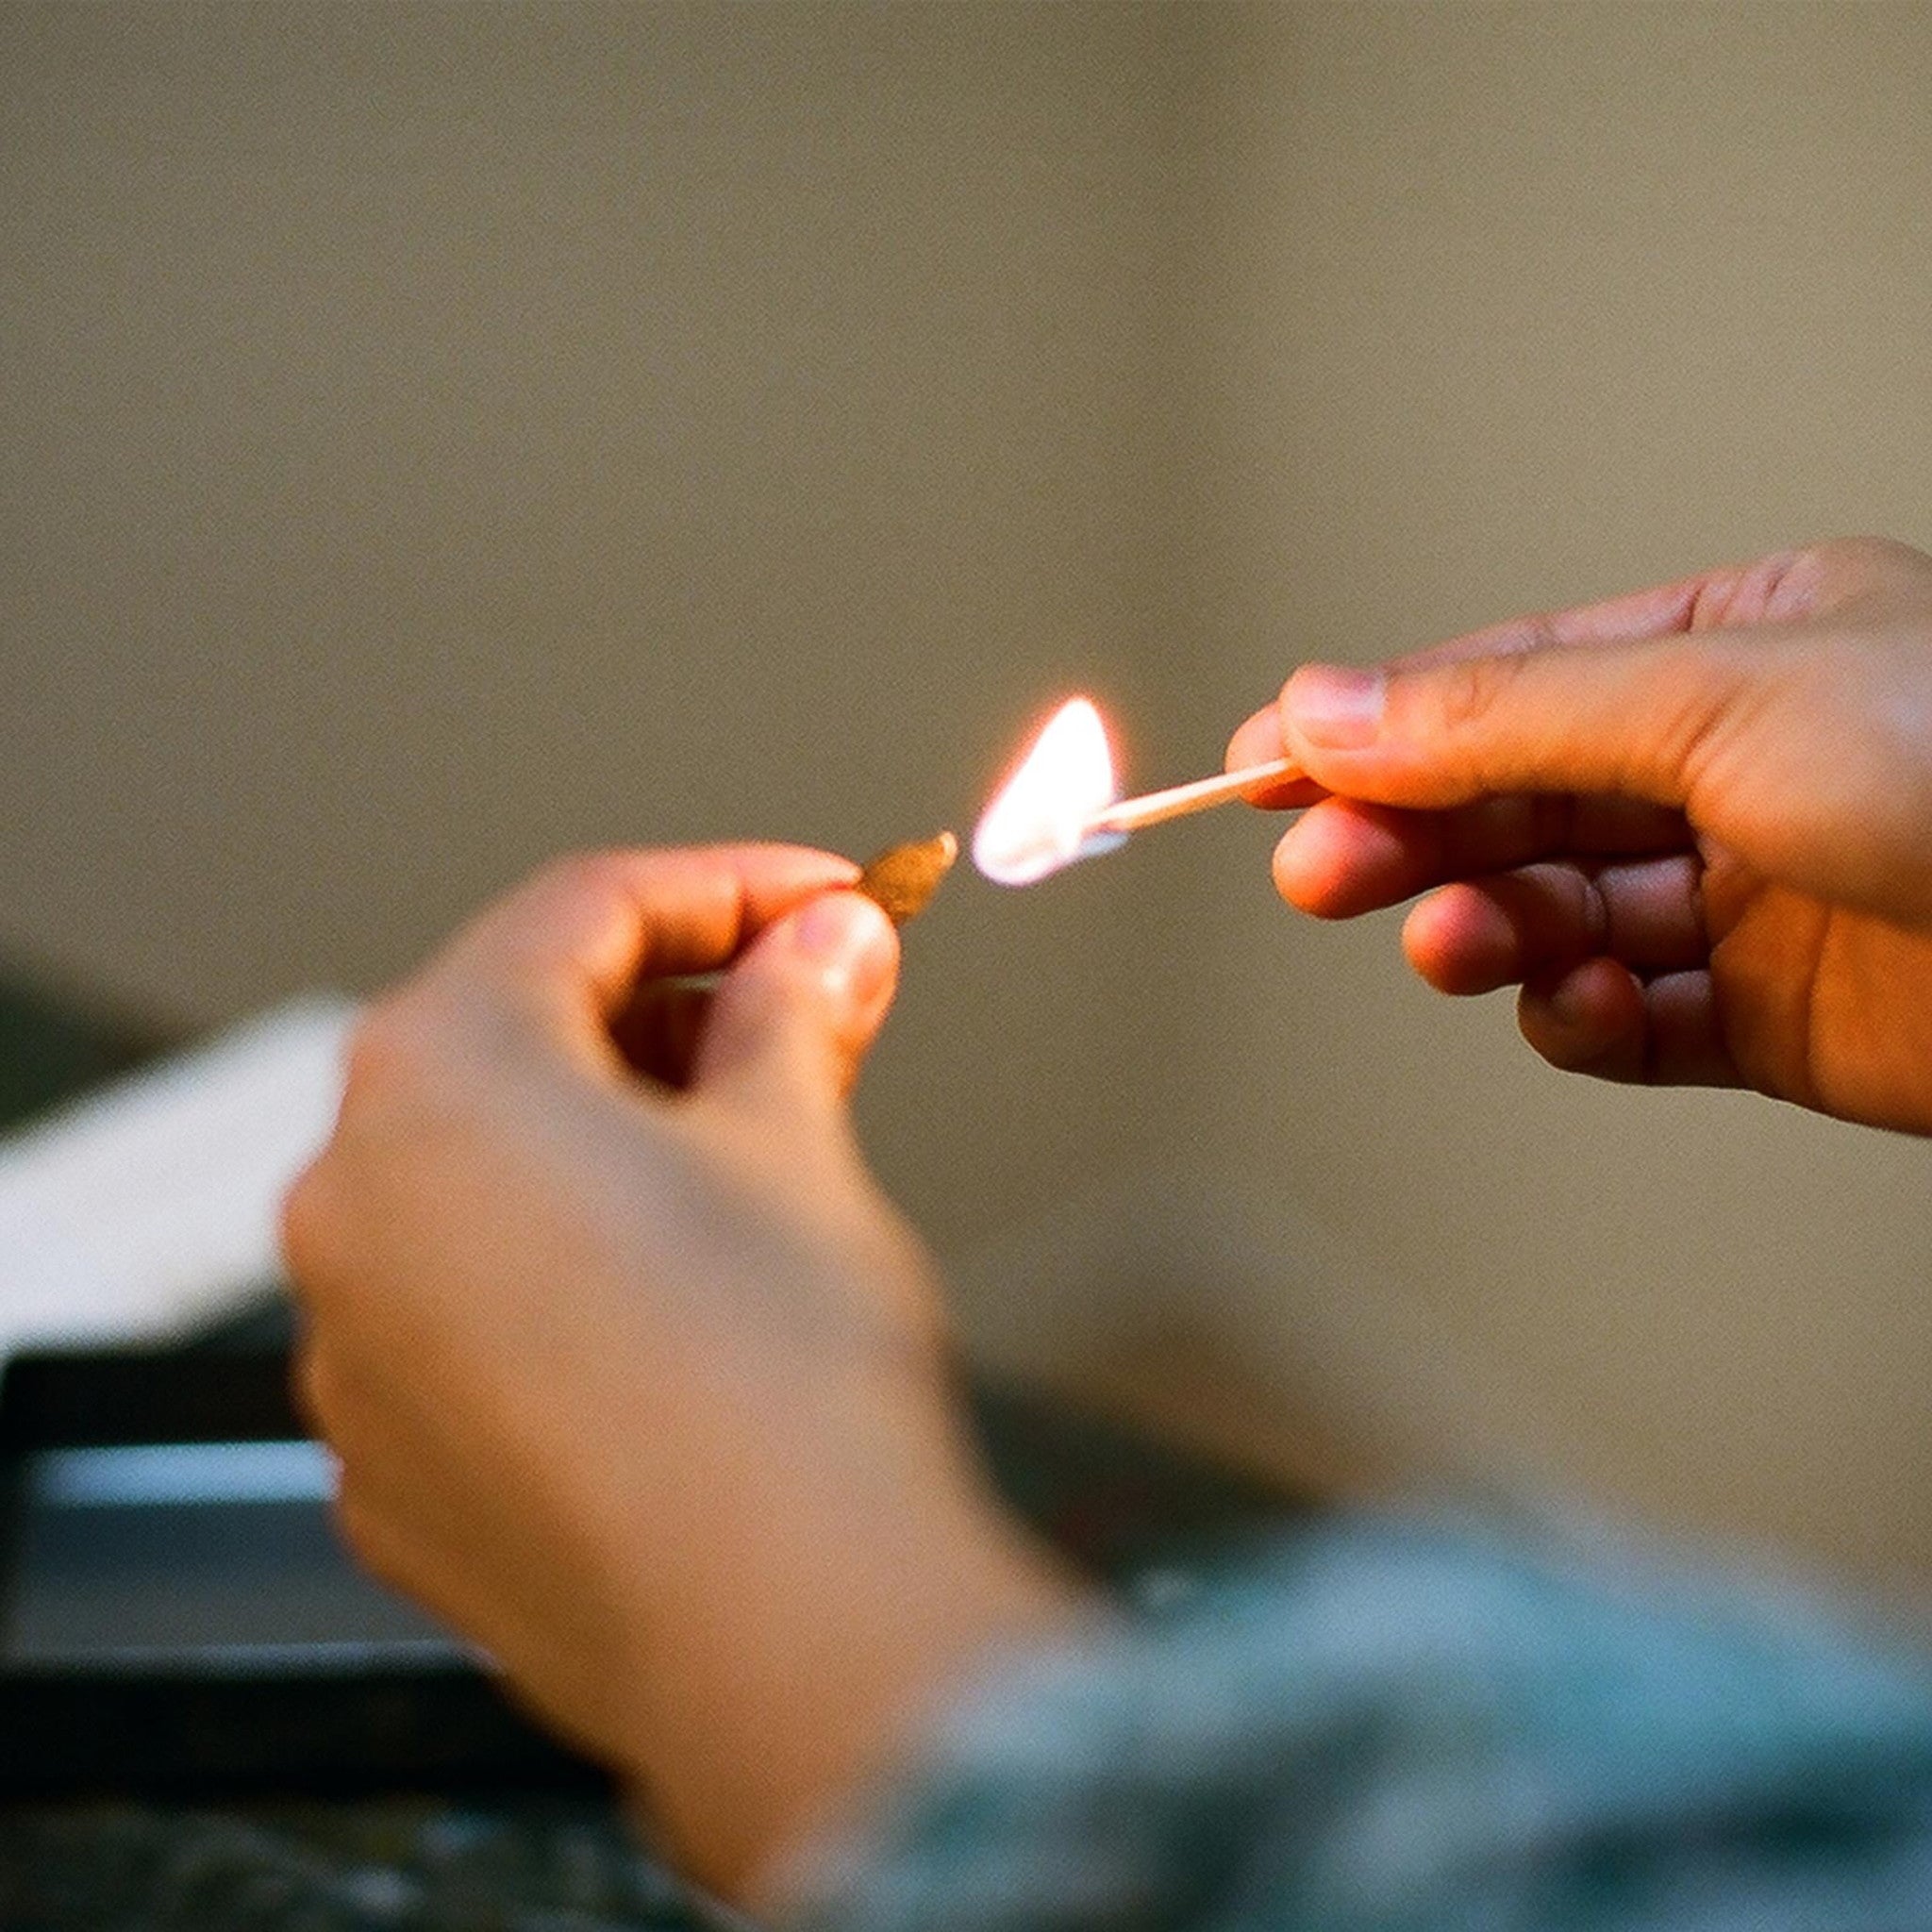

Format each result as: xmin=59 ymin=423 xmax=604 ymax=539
xmin=5 ymin=2 xmax=1931 ymax=1596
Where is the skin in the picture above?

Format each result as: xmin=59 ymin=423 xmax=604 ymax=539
xmin=285 ymin=535 xmax=1932 ymax=1913
xmin=281 ymin=845 xmax=1094 ymax=1906
xmin=1227 ymin=537 xmax=1932 ymax=1133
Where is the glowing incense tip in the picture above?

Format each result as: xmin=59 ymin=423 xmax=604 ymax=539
xmin=972 ymin=697 xmax=1125 ymax=885
xmin=858 ymin=831 xmax=958 ymax=924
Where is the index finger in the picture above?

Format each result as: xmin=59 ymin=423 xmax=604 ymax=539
xmin=426 ymin=843 xmax=861 ymax=1041
xmin=1391 ymin=549 xmax=1807 ymax=672
xmin=1225 ymin=550 xmax=1810 ymax=774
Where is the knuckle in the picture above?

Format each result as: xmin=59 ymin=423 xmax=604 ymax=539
xmin=1807 ymin=535 xmax=1928 ymax=596
xmin=1653 ymin=637 xmax=1759 ymax=786
xmin=1825 ymin=533 xmax=1908 ymax=572
xmin=1687 ymin=565 xmax=1754 ymax=630
xmin=277 ymin=1162 xmax=335 ymax=1287
xmin=340 ymin=996 xmax=437 ymax=1110
xmin=1424 ymin=651 xmax=1526 ymax=738
xmin=537 ymin=846 xmax=636 ymax=906
xmin=1511 ymin=610 xmax=1563 ymax=657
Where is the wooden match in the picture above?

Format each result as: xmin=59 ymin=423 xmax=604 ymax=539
xmin=1085 ymin=756 xmax=1303 ymax=838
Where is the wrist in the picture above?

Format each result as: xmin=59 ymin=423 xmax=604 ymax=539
xmin=605 ymin=1401 xmax=1100 ymax=1903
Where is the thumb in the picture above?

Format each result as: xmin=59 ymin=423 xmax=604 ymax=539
xmin=692 ymin=891 xmax=900 ymax=1118
xmin=1258 ymin=632 xmax=1761 ymax=815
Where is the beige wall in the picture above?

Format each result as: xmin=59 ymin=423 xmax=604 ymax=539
xmin=1142 ymin=1 xmax=1932 ymax=1596
xmin=0 ymin=0 xmax=1194 ymax=1259
xmin=6 ymin=3 xmax=1932 ymax=1593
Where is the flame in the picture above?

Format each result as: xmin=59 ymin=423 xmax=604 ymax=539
xmin=971 ymin=696 xmax=1127 ymax=885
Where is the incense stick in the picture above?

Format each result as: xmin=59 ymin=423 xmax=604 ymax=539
xmin=857 ymin=830 xmax=958 ymax=923
xmin=656 ymin=833 xmax=957 ymax=995
xmin=1086 ymin=756 xmax=1302 ymax=837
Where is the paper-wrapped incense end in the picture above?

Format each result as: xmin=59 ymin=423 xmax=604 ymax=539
xmin=858 ymin=831 xmax=958 ymax=924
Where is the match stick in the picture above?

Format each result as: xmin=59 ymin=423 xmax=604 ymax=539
xmin=1085 ymin=756 xmax=1302 ymax=838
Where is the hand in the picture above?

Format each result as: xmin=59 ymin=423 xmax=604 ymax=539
xmin=1227 ymin=538 xmax=1932 ymax=1134
xmin=281 ymin=844 xmax=1088 ymax=1902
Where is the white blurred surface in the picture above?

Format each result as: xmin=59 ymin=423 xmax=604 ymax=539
xmin=0 ymin=998 xmax=354 ymax=1362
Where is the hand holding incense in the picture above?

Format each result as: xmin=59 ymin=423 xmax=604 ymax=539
xmin=654 ymin=833 xmax=955 ymax=1000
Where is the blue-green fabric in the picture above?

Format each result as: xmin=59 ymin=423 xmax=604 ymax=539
xmin=790 ymin=1520 xmax=1932 ymax=1930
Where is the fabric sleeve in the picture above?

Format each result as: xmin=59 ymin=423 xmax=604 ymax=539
xmin=781 ymin=1519 xmax=1932 ymax=1932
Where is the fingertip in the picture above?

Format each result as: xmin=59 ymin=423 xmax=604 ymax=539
xmin=760 ymin=889 xmax=896 ymax=1058
xmin=1517 ymin=958 xmax=1644 ymax=1074
xmin=696 ymin=890 xmax=901 ymax=1110
xmin=1270 ymin=817 xmax=1351 ymax=915
xmin=1401 ymin=885 xmax=1513 ymax=994
xmin=1226 ymin=702 xmax=1289 ymax=774
xmin=781 ymin=890 xmax=900 ymax=1019
xmin=1270 ymin=799 xmax=1414 ymax=918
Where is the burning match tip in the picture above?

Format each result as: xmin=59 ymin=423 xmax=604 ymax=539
xmin=858 ymin=831 xmax=958 ymax=924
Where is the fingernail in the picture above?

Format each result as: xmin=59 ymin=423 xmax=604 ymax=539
xmin=790 ymin=892 xmax=893 ymax=1004
xmin=1286 ymin=664 xmax=1385 ymax=749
